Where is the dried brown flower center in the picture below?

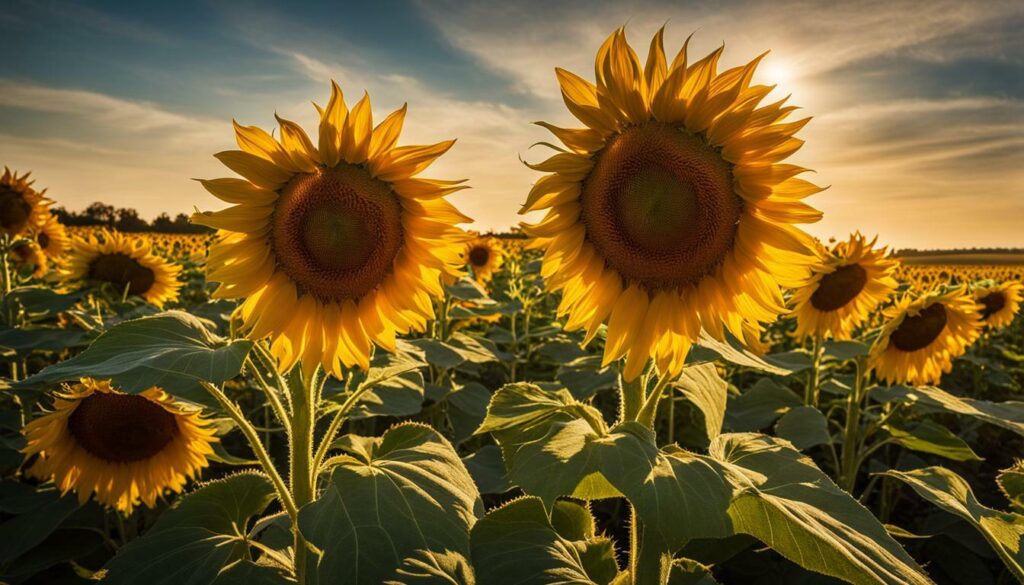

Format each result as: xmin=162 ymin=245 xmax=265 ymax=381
xmin=469 ymin=245 xmax=490 ymax=267
xmin=580 ymin=123 xmax=741 ymax=290
xmin=89 ymin=253 xmax=156 ymax=295
xmin=272 ymin=164 xmax=403 ymax=302
xmin=891 ymin=303 xmax=948 ymax=352
xmin=0 ymin=187 xmax=32 ymax=235
xmin=978 ymin=292 xmax=1006 ymax=320
xmin=810 ymin=264 xmax=868 ymax=311
xmin=68 ymin=392 xmax=179 ymax=462
xmin=38 ymin=232 xmax=50 ymax=250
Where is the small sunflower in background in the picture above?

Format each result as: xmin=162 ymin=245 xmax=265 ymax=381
xmin=33 ymin=211 xmax=71 ymax=263
xmin=10 ymin=240 xmax=47 ymax=277
xmin=21 ymin=378 xmax=217 ymax=514
xmin=869 ymin=287 xmax=981 ymax=386
xmin=0 ymin=167 xmax=51 ymax=238
xmin=791 ymin=233 xmax=899 ymax=341
xmin=522 ymin=27 xmax=822 ymax=380
xmin=63 ymin=229 xmax=182 ymax=307
xmin=972 ymin=280 xmax=1023 ymax=330
xmin=465 ymin=235 xmax=503 ymax=284
xmin=193 ymin=81 xmax=470 ymax=377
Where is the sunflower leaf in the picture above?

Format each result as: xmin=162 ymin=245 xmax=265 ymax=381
xmin=298 ymin=423 xmax=482 ymax=585
xmin=873 ymin=385 xmax=1024 ymax=437
xmin=17 ymin=310 xmax=252 ymax=406
xmin=101 ymin=472 xmax=278 ymax=585
xmin=883 ymin=466 xmax=1024 ymax=581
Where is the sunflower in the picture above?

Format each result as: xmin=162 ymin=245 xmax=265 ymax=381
xmin=973 ymin=280 xmax=1023 ymax=330
xmin=10 ymin=240 xmax=47 ymax=277
xmin=465 ymin=235 xmax=504 ymax=284
xmin=63 ymin=229 xmax=182 ymax=307
xmin=22 ymin=378 xmax=217 ymax=513
xmin=0 ymin=167 xmax=51 ymax=238
xmin=521 ymin=27 xmax=822 ymax=380
xmin=192 ymin=81 xmax=470 ymax=377
xmin=33 ymin=211 xmax=71 ymax=262
xmin=791 ymin=233 xmax=898 ymax=341
xmin=869 ymin=287 xmax=981 ymax=386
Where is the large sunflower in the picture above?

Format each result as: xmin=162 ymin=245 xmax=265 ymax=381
xmin=465 ymin=235 xmax=504 ymax=284
xmin=869 ymin=288 xmax=981 ymax=386
xmin=522 ymin=28 xmax=822 ymax=380
xmin=63 ymin=229 xmax=182 ymax=307
xmin=22 ymin=378 xmax=217 ymax=513
xmin=192 ymin=81 xmax=469 ymax=377
xmin=0 ymin=167 xmax=51 ymax=238
xmin=791 ymin=233 xmax=898 ymax=340
xmin=973 ymin=280 xmax=1023 ymax=330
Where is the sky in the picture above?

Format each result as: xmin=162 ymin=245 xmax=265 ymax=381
xmin=1 ymin=0 xmax=1022 ymax=249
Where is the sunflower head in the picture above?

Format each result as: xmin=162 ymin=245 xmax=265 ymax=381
xmin=791 ymin=233 xmax=899 ymax=341
xmin=63 ymin=229 xmax=182 ymax=307
xmin=465 ymin=235 xmax=504 ymax=284
xmin=972 ymin=280 xmax=1023 ymax=330
xmin=10 ymin=240 xmax=47 ymax=277
xmin=0 ymin=167 xmax=51 ymax=238
xmin=22 ymin=378 xmax=217 ymax=513
xmin=33 ymin=211 xmax=71 ymax=263
xmin=193 ymin=81 xmax=470 ymax=378
xmin=521 ymin=27 xmax=822 ymax=380
xmin=869 ymin=287 xmax=982 ymax=386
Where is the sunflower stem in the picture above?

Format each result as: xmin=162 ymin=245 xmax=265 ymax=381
xmin=287 ymin=367 xmax=318 ymax=585
xmin=619 ymin=370 xmax=646 ymax=423
xmin=312 ymin=380 xmax=372 ymax=475
xmin=805 ymin=332 xmax=824 ymax=407
xmin=0 ymin=234 xmax=12 ymax=296
xmin=245 ymin=357 xmax=290 ymax=434
xmin=839 ymin=356 xmax=867 ymax=492
xmin=636 ymin=374 xmax=673 ymax=430
xmin=199 ymin=381 xmax=296 ymax=519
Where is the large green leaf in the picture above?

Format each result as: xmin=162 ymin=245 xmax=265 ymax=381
xmin=298 ymin=423 xmax=482 ymax=584
xmin=470 ymin=496 xmax=618 ymax=585
xmin=324 ymin=351 xmax=426 ymax=420
xmin=19 ymin=310 xmax=252 ymax=404
xmin=673 ymin=364 xmax=728 ymax=441
xmin=0 ymin=488 xmax=79 ymax=564
xmin=885 ymin=420 xmax=982 ymax=462
xmin=774 ymin=406 xmax=831 ymax=450
xmin=691 ymin=332 xmax=798 ymax=375
xmin=997 ymin=461 xmax=1024 ymax=513
xmin=481 ymin=385 xmax=732 ymax=550
xmin=710 ymin=433 xmax=932 ymax=585
xmin=873 ymin=385 xmax=1024 ymax=437
xmin=725 ymin=378 xmax=802 ymax=432
xmin=102 ymin=472 xmax=278 ymax=584
xmin=884 ymin=466 xmax=1024 ymax=581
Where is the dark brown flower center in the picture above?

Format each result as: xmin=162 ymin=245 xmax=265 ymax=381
xmin=810 ymin=263 xmax=868 ymax=311
xmin=469 ymin=245 xmax=490 ymax=267
xmin=580 ymin=123 xmax=740 ymax=290
xmin=891 ymin=303 xmax=948 ymax=352
xmin=88 ymin=253 xmax=156 ymax=295
xmin=272 ymin=164 xmax=403 ymax=302
xmin=0 ymin=186 xmax=33 ymax=235
xmin=67 ymin=392 xmax=179 ymax=462
xmin=978 ymin=292 xmax=1006 ymax=320
xmin=37 ymin=232 xmax=50 ymax=250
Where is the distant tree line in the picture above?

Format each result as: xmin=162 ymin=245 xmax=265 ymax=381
xmin=53 ymin=203 xmax=212 ymax=234
xmin=896 ymin=247 xmax=1024 ymax=256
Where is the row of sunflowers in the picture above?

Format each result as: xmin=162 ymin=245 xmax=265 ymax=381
xmin=0 ymin=25 xmax=1022 ymax=585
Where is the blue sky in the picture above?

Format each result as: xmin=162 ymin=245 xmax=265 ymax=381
xmin=2 ymin=0 xmax=1022 ymax=248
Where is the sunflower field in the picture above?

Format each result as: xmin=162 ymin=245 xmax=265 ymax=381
xmin=2 ymin=27 xmax=1024 ymax=585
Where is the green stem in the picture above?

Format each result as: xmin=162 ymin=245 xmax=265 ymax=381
xmin=636 ymin=374 xmax=672 ymax=430
xmin=287 ymin=368 xmax=317 ymax=585
xmin=0 ymin=235 xmax=12 ymax=297
xmin=200 ymin=381 xmax=296 ymax=518
xmin=619 ymin=371 xmax=646 ymax=424
xmin=805 ymin=333 xmax=824 ymax=407
xmin=312 ymin=382 xmax=372 ymax=474
xmin=245 ymin=357 xmax=290 ymax=432
xmin=630 ymin=506 xmax=668 ymax=585
xmin=839 ymin=357 xmax=867 ymax=492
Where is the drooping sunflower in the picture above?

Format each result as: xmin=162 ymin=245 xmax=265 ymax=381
xmin=973 ymin=280 xmax=1023 ymax=330
xmin=22 ymin=378 xmax=217 ymax=513
xmin=791 ymin=233 xmax=899 ymax=341
xmin=522 ymin=27 xmax=822 ymax=380
xmin=63 ymin=229 xmax=182 ymax=307
xmin=10 ymin=240 xmax=47 ymax=277
xmin=0 ymin=167 xmax=51 ymax=238
xmin=465 ymin=235 xmax=504 ymax=284
xmin=869 ymin=287 xmax=982 ymax=386
xmin=192 ymin=81 xmax=470 ymax=377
